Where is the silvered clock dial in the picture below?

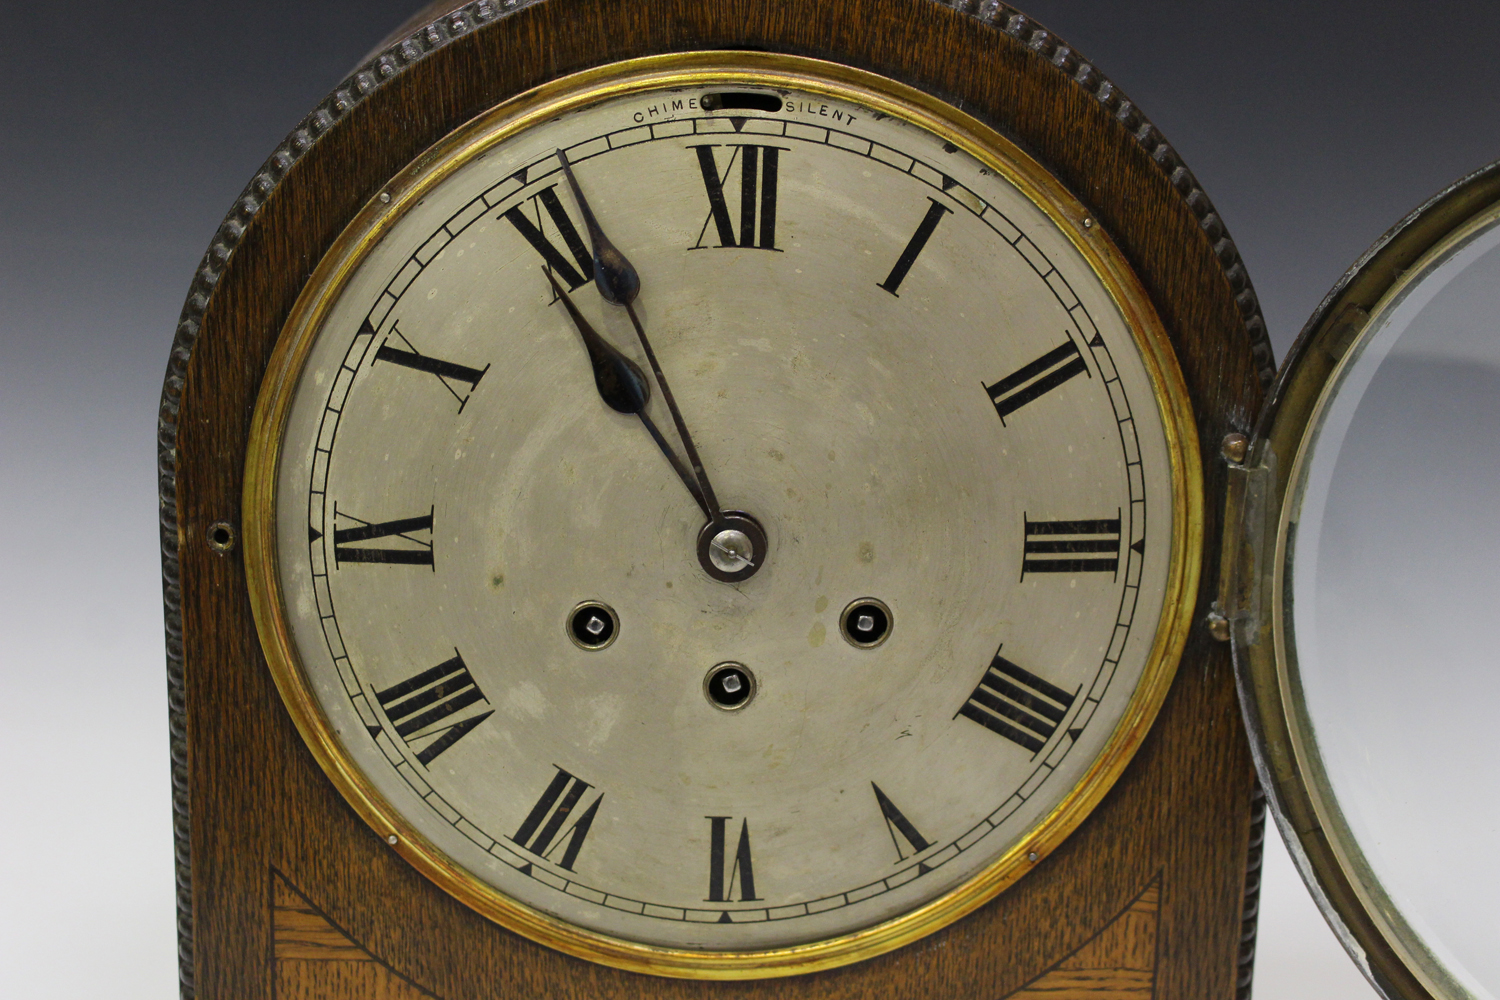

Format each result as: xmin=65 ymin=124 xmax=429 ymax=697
xmin=244 ymin=53 xmax=1200 ymax=977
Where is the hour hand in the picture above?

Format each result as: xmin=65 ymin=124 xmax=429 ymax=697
xmin=556 ymin=147 xmax=725 ymax=518
xmin=543 ymin=269 xmax=711 ymax=518
xmin=544 ymin=267 xmax=649 ymax=415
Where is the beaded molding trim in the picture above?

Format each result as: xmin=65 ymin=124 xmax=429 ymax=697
xmin=158 ymin=3 xmax=1274 ymax=995
xmin=158 ymin=6 xmax=543 ymax=995
xmin=938 ymin=0 xmax=1277 ymax=388
xmin=1237 ymin=783 xmax=1269 ymax=1000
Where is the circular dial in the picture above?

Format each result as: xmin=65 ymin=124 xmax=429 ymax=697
xmin=246 ymin=55 xmax=1198 ymax=976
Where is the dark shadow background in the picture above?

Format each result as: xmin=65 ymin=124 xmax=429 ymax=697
xmin=4 ymin=1 xmax=1497 ymax=995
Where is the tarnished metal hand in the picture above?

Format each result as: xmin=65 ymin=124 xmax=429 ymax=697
xmin=543 ymin=267 xmax=711 ymax=518
xmin=556 ymin=148 xmax=724 ymax=519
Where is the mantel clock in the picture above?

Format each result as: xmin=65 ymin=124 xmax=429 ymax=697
xmin=160 ymin=2 xmax=1272 ymax=998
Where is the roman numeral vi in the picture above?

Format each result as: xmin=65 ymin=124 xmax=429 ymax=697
xmin=957 ymin=650 xmax=1078 ymax=754
xmin=706 ymin=816 xmax=760 ymax=904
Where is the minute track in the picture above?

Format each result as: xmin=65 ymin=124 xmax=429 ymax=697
xmin=304 ymin=110 xmax=1150 ymax=927
xmin=270 ymin=71 xmax=1179 ymax=956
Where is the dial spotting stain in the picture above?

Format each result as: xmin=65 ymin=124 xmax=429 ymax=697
xmin=583 ymin=694 xmax=623 ymax=749
xmin=503 ymin=682 xmax=548 ymax=719
xmin=808 ymin=621 xmax=826 ymax=648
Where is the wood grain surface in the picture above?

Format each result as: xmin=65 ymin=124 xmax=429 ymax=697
xmin=162 ymin=1 xmax=1268 ymax=997
xmin=274 ymin=872 xmax=439 ymax=998
xmin=271 ymin=870 xmax=1162 ymax=999
xmin=1008 ymin=879 xmax=1159 ymax=1000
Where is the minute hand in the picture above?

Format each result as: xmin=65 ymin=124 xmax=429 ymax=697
xmin=620 ymin=301 xmax=722 ymax=516
xmin=543 ymin=267 xmax=712 ymax=519
xmin=557 ymin=148 xmax=724 ymax=518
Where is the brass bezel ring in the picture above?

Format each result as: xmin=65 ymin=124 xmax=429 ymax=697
xmin=243 ymin=51 xmax=1203 ymax=980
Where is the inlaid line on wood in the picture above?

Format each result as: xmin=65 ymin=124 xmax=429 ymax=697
xmin=271 ymin=868 xmax=442 ymax=998
xmin=1002 ymin=875 xmax=1162 ymax=1000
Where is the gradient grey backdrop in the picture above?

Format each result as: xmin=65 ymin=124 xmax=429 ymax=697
xmin=4 ymin=1 xmax=1497 ymax=996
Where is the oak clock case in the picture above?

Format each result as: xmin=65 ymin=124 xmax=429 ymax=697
xmin=1224 ymin=160 xmax=1500 ymax=1000
xmin=246 ymin=54 xmax=1196 ymax=975
xmin=160 ymin=2 xmax=1270 ymax=999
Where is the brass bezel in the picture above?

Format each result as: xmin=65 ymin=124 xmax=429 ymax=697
xmin=1229 ymin=163 xmax=1500 ymax=1000
xmin=243 ymin=51 xmax=1203 ymax=980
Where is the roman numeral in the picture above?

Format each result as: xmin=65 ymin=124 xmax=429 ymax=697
xmin=373 ymin=651 xmax=492 ymax=766
xmin=502 ymin=184 xmax=593 ymax=290
xmin=369 ymin=320 xmax=488 ymax=411
xmin=871 ymin=783 xmax=932 ymax=862
xmin=689 ymin=144 xmax=784 ymax=250
xmin=985 ymin=338 xmax=1090 ymax=423
xmin=332 ymin=505 xmax=434 ymax=566
xmin=878 ymin=199 xmax=953 ymax=296
xmin=705 ymin=816 xmax=760 ymax=903
xmin=510 ymin=766 xmax=602 ymax=872
xmin=957 ymin=650 xmax=1077 ymax=754
xmin=1022 ymin=514 xmax=1122 ymax=578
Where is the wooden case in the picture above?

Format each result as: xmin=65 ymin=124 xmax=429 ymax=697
xmin=158 ymin=1 xmax=1274 ymax=997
